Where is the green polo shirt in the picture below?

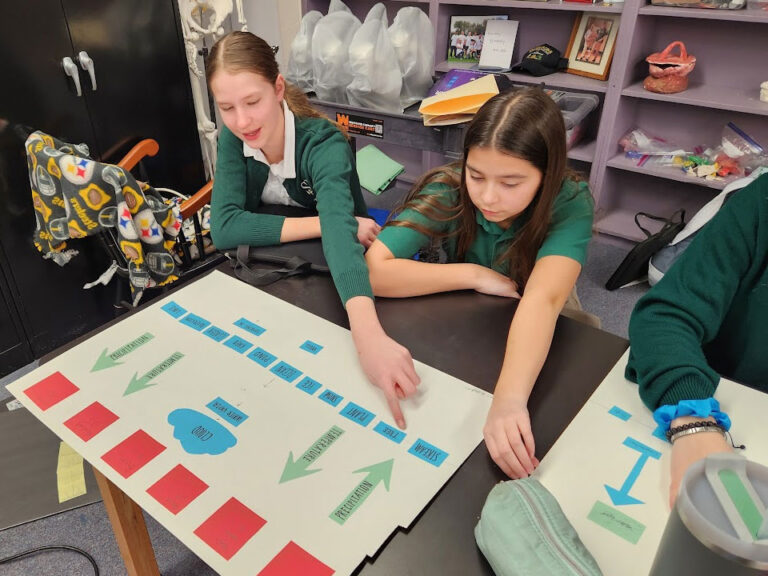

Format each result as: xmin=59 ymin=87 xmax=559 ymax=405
xmin=378 ymin=178 xmax=593 ymax=274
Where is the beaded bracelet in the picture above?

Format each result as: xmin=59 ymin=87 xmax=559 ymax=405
xmin=666 ymin=420 xmax=725 ymax=444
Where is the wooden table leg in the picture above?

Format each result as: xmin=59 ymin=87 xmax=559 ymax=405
xmin=93 ymin=467 xmax=161 ymax=576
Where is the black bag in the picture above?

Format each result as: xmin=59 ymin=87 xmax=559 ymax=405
xmin=227 ymin=204 xmax=329 ymax=287
xmin=605 ymin=210 xmax=685 ymax=291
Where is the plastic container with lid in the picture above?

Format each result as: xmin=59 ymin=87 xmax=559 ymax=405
xmin=556 ymin=93 xmax=600 ymax=149
xmin=650 ymin=452 xmax=768 ymax=575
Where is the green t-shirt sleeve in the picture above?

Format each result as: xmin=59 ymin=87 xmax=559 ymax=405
xmin=377 ymin=183 xmax=458 ymax=258
xmin=536 ymin=179 xmax=594 ymax=266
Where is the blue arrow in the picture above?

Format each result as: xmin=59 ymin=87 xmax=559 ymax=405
xmin=604 ymin=437 xmax=661 ymax=506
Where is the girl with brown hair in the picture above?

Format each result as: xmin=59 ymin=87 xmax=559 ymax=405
xmin=207 ymin=31 xmax=419 ymax=428
xmin=366 ymin=87 xmax=595 ymax=478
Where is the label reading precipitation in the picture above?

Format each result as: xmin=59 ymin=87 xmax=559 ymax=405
xmin=161 ymin=301 xmax=187 ymax=318
xmin=233 ymin=318 xmax=265 ymax=337
xmin=224 ymin=336 xmax=253 ymax=354
xmin=340 ymin=402 xmax=375 ymax=427
xmin=168 ymin=409 xmax=237 ymax=455
xmin=300 ymin=340 xmax=323 ymax=355
xmin=270 ymin=362 xmax=302 ymax=383
xmin=319 ymin=389 xmax=343 ymax=407
xmin=247 ymin=347 xmax=276 ymax=367
xmin=408 ymin=439 xmax=448 ymax=467
xmin=373 ymin=422 xmax=406 ymax=444
xmin=206 ymin=397 xmax=248 ymax=427
xmin=180 ymin=313 xmax=211 ymax=331
xmin=588 ymin=500 xmax=646 ymax=544
xmin=296 ymin=376 xmax=322 ymax=396
xmin=203 ymin=326 xmax=229 ymax=342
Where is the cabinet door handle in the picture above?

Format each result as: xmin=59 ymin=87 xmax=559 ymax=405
xmin=77 ymin=51 xmax=97 ymax=91
xmin=62 ymin=56 xmax=82 ymax=97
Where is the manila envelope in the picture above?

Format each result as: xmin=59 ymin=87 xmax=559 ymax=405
xmin=418 ymin=74 xmax=499 ymax=119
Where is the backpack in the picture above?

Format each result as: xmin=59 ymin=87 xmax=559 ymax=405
xmin=648 ymin=169 xmax=768 ymax=285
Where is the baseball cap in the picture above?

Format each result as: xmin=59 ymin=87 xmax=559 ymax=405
xmin=512 ymin=44 xmax=569 ymax=77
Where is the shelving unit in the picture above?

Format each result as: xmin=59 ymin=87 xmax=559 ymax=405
xmin=301 ymin=0 xmax=768 ymax=242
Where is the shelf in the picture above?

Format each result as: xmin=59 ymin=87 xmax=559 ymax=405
xmin=638 ymin=5 xmax=768 ymax=22
xmin=606 ymin=154 xmax=739 ymax=190
xmin=435 ymin=60 xmax=609 ymax=93
xmin=622 ymin=82 xmax=768 ymax=116
xmin=568 ymin=139 xmax=597 ymax=162
xmin=439 ymin=0 xmax=624 ymax=12
xmin=595 ymin=208 xmax=654 ymax=242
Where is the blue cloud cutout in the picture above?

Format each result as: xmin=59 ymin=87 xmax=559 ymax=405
xmin=168 ymin=408 xmax=237 ymax=455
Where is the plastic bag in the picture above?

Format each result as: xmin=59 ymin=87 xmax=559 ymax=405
xmin=328 ymin=0 xmax=352 ymax=14
xmin=347 ymin=4 xmax=403 ymax=113
xmin=619 ymin=128 xmax=689 ymax=156
xmin=312 ymin=10 xmax=361 ymax=103
xmin=285 ymin=11 xmax=323 ymax=92
xmin=389 ymin=7 xmax=435 ymax=109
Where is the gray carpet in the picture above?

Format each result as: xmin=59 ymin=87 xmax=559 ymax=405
xmin=0 ymin=233 xmax=646 ymax=576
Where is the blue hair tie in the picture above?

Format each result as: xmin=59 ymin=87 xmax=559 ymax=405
xmin=653 ymin=398 xmax=731 ymax=433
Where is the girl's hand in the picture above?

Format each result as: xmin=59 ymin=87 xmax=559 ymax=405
xmin=353 ymin=327 xmax=420 ymax=429
xmin=669 ymin=430 xmax=732 ymax=509
xmin=474 ymin=267 xmax=520 ymax=298
xmin=355 ymin=217 xmax=381 ymax=249
xmin=483 ymin=393 xmax=539 ymax=478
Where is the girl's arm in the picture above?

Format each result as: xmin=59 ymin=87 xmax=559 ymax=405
xmin=483 ymin=255 xmax=581 ymax=479
xmin=279 ymin=217 xmax=321 ymax=242
xmin=366 ymin=241 xmax=519 ymax=298
xmin=346 ymin=296 xmax=420 ymax=429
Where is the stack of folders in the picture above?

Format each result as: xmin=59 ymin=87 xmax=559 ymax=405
xmin=418 ymin=74 xmax=499 ymax=126
xmin=356 ymin=144 xmax=405 ymax=195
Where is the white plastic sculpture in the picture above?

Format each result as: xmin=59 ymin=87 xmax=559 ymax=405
xmin=178 ymin=0 xmax=247 ymax=179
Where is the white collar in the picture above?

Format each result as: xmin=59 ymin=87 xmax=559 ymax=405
xmin=242 ymin=101 xmax=296 ymax=179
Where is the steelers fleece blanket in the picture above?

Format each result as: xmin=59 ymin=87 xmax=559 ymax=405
xmin=26 ymin=131 xmax=183 ymax=296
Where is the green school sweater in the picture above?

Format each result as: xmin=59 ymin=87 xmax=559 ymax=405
xmin=210 ymin=119 xmax=372 ymax=305
xmin=626 ymin=174 xmax=768 ymax=409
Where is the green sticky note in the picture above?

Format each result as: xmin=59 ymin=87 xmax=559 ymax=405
xmin=588 ymin=500 xmax=646 ymax=544
xmin=719 ymin=469 xmax=763 ymax=539
xmin=356 ymin=144 xmax=405 ymax=195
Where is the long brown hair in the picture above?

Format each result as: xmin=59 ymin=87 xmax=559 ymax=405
xmin=206 ymin=31 xmax=332 ymax=125
xmin=389 ymin=87 xmax=582 ymax=288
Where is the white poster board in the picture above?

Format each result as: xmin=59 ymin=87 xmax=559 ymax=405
xmin=8 ymin=271 xmax=492 ymax=575
xmin=536 ymin=350 xmax=768 ymax=575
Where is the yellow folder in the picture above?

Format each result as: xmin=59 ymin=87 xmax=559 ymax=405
xmin=418 ymin=75 xmax=499 ymax=125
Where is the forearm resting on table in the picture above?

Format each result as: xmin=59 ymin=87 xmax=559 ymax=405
xmin=280 ymin=216 xmax=321 ymax=243
xmin=366 ymin=248 xmax=482 ymax=297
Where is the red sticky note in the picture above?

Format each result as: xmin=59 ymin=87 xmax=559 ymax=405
xmin=101 ymin=430 xmax=166 ymax=478
xmin=258 ymin=542 xmax=335 ymax=576
xmin=23 ymin=372 xmax=79 ymax=411
xmin=64 ymin=402 xmax=119 ymax=442
xmin=194 ymin=497 xmax=266 ymax=560
xmin=147 ymin=464 xmax=209 ymax=515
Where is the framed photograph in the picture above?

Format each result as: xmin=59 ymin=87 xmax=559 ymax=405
xmin=447 ymin=15 xmax=508 ymax=64
xmin=565 ymin=13 xmax=620 ymax=81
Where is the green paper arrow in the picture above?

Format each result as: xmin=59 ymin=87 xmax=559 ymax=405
xmin=91 ymin=332 xmax=155 ymax=372
xmin=280 ymin=425 xmax=345 ymax=484
xmin=329 ymin=459 xmax=394 ymax=525
xmin=124 ymin=351 xmax=184 ymax=396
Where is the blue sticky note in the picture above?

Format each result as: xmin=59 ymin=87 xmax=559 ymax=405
xmin=299 ymin=340 xmax=323 ymax=355
xmin=340 ymin=402 xmax=375 ymax=427
xmin=408 ymin=438 xmax=449 ymax=467
xmin=609 ymin=406 xmax=632 ymax=421
xmin=247 ymin=347 xmax=277 ymax=367
xmin=180 ymin=313 xmax=211 ymax=331
xmin=270 ymin=361 xmax=302 ymax=383
xmin=203 ymin=326 xmax=229 ymax=342
xmin=161 ymin=301 xmax=187 ymax=318
xmin=296 ymin=376 xmax=322 ymax=396
xmin=374 ymin=422 xmax=406 ymax=444
xmin=223 ymin=335 xmax=253 ymax=354
xmin=233 ymin=318 xmax=265 ymax=337
xmin=167 ymin=409 xmax=237 ymax=455
xmin=206 ymin=397 xmax=248 ymax=427
xmin=318 ymin=389 xmax=343 ymax=407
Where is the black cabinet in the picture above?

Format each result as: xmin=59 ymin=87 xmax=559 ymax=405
xmin=0 ymin=0 xmax=204 ymax=375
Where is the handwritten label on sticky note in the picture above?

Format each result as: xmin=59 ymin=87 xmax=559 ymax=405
xmin=203 ymin=326 xmax=230 ymax=342
xmin=233 ymin=318 xmax=265 ymax=337
xmin=270 ymin=361 xmax=302 ymax=383
xmin=224 ymin=335 xmax=253 ymax=354
xmin=319 ymin=389 xmax=343 ymax=407
xmin=588 ymin=500 xmax=645 ymax=544
xmin=340 ymin=402 xmax=375 ymax=427
xmin=206 ymin=397 xmax=249 ymax=428
xmin=296 ymin=376 xmax=322 ymax=396
xmin=181 ymin=313 xmax=211 ymax=331
xmin=300 ymin=340 xmax=323 ymax=355
xmin=408 ymin=438 xmax=448 ymax=467
xmin=247 ymin=347 xmax=277 ymax=367
xmin=374 ymin=422 xmax=406 ymax=444
xmin=161 ymin=301 xmax=187 ymax=318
